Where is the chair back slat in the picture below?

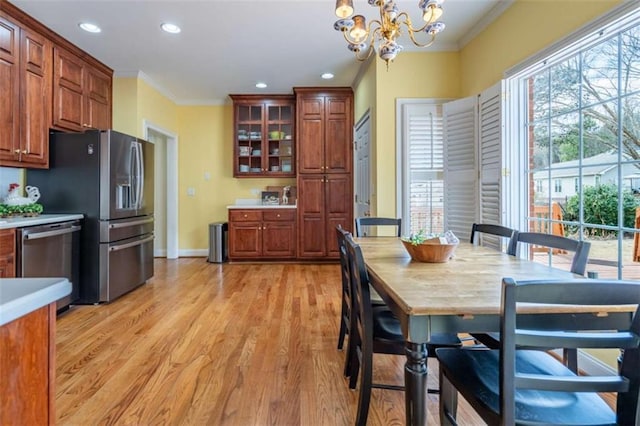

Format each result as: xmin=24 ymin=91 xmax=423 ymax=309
xmin=470 ymin=223 xmax=517 ymax=254
xmin=508 ymin=232 xmax=591 ymax=275
xmin=514 ymin=374 xmax=630 ymax=393
xmin=355 ymin=217 xmax=401 ymax=237
xmin=516 ymin=330 xmax=640 ymax=350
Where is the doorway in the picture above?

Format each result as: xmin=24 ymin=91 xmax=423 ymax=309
xmin=144 ymin=121 xmax=178 ymax=259
xmin=354 ymin=111 xmax=372 ymax=223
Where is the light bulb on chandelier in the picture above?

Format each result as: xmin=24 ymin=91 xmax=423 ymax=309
xmin=333 ymin=0 xmax=446 ymax=69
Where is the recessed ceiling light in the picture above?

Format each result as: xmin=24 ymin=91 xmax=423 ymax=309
xmin=255 ymin=82 xmax=267 ymax=89
xmin=78 ymin=22 xmax=101 ymax=33
xmin=321 ymin=73 xmax=334 ymax=80
xmin=161 ymin=23 xmax=181 ymax=34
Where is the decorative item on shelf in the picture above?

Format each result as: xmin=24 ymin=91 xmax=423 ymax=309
xmin=261 ymin=191 xmax=280 ymax=205
xmin=282 ymin=186 xmax=291 ymax=205
xmin=401 ymin=229 xmax=459 ymax=263
xmin=239 ymin=164 xmax=250 ymax=172
xmin=252 ymin=149 xmax=261 ymax=156
xmin=239 ymin=146 xmax=251 ymax=156
xmin=0 ymin=183 xmax=43 ymax=217
xmin=269 ymin=131 xmax=285 ymax=140
xmin=271 ymin=166 xmax=280 ymax=172
xmin=271 ymin=148 xmax=280 ymax=155
xmin=333 ymin=0 xmax=446 ymax=69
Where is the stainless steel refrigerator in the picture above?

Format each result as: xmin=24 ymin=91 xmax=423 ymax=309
xmin=28 ymin=129 xmax=154 ymax=303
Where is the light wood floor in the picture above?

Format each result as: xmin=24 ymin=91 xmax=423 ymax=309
xmin=54 ymin=258 xmax=486 ymax=425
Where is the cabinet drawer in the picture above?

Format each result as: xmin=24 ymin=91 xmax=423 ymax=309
xmin=229 ymin=210 xmax=262 ymax=222
xmin=263 ymin=209 xmax=295 ymax=222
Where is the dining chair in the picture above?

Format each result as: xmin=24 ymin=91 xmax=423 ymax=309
xmin=354 ymin=217 xmax=402 ymax=237
xmin=469 ymin=223 xmax=517 ymax=255
xmin=335 ymin=225 xmax=385 ymax=378
xmin=476 ymin=231 xmax=592 ymax=371
xmin=343 ymin=233 xmax=462 ymax=426
xmin=436 ymin=277 xmax=640 ymax=426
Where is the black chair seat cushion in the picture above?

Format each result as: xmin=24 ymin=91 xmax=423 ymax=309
xmin=436 ymin=348 xmax=615 ymax=425
xmin=372 ymin=306 xmax=462 ymax=350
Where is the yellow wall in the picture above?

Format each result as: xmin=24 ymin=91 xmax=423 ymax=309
xmin=460 ymin=0 xmax=622 ymax=96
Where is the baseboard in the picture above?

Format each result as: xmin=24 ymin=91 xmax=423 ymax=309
xmin=178 ymin=249 xmax=208 ymax=257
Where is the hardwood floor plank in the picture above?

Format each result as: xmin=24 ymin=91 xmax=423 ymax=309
xmin=55 ymin=259 xmax=489 ymax=425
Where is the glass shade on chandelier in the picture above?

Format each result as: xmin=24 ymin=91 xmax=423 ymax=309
xmin=334 ymin=0 xmax=446 ymax=67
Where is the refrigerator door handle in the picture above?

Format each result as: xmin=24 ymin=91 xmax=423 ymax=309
xmin=129 ymin=142 xmax=138 ymax=208
xmin=109 ymin=217 xmax=154 ymax=229
xmin=109 ymin=235 xmax=154 ymax=252
xmin=137 ymin=142 xmax=144 ymax=209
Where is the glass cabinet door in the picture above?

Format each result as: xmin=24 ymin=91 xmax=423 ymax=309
xmin=232 ymin=95 xmax=295 ymax=178
xmin=266 ymin=104 xmax=294 ymax=175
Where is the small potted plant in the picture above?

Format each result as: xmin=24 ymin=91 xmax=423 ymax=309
xmin=401 ymin=230 xmax=459 ymax=263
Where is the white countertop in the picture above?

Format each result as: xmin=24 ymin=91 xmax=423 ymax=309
xmin=0 ymin=277 xmax=71 ymax=326
xmin=0 ymin=214 xmax=84 ymax=229
xmin=227 ymin=205 xmax=296 ymax=209
xmin=227 ymin=199 xmax=296 ymax=209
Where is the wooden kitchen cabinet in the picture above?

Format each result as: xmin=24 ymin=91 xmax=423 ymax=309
xmin=295 ymin=87 xmax=353 ymax=259
xmin=230 ymin=94 xmax=295 ymax=178
xmin=0 ymin=228 xmax=16 ymax=278
xmin=52 ymin=45 xmax=112 ymax=132
xmin=295 ymin=87 xmax=352 ymax=174
xmin=0 ymin=12 xmax=51 ymax=168
xmin=0 ymin=303 xmax=56 ymax=425
xmin=228 ymin=209 xmax=296 ymax=260
xmin=297 ymin=174 xmax=352 ymax=259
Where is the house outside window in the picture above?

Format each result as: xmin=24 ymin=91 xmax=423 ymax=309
xmin=509 ymin=7 xmax=640 ymax=279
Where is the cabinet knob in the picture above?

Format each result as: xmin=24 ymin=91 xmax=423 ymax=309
xmin=243 ymin=214 xmax=248 ymax=218
xmin=83 ymin=123 xmax=91 ymax=128
xmin=22 ymin=150 xmax=28 ymax=154
xmin=14 ymin=149 xmax=20 ymax=154
xmin=277 ymin=214 xmax=280 ymax=218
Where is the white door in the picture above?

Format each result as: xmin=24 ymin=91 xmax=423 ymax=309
xmin=354 ymin=112 xmax=371 ymax=223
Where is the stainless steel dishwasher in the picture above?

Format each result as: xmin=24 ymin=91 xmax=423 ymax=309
xmin=16 ymin=220 xmax=82 ymax=312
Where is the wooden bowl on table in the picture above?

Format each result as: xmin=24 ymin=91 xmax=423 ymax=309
xmin=401 ymin=239 xmax=458 ymax=263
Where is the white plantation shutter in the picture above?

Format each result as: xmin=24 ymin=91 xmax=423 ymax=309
xmin=478 ymin=82 xmax=507 ymax=249
xmin=399 ymin=103 xmax=445 ymax=236
xmin=443 ymin=96 xmax=477 ymax=241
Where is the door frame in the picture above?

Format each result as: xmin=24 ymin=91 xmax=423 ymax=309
xmin=354 ymin=109 xmax=372 ymax=228
xmin=143 ymin=120 xmax=179 ymax=259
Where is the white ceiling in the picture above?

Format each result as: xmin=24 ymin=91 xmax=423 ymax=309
xmin=11 ymin=0 xmax=512 ymax=105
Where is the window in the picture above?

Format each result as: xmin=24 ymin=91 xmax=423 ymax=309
xmin=508 ymin=5 xmax=640 ymax=279
xmin=397 ymin=102 xmax=445 ymax=236
xmin=554 ymin=179 xmax=562 ymax=193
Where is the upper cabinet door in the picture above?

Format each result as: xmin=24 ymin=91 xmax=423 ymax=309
xmin=325 ymin=95 xmax=352 ymax=174
xmin=20 ymin=28 xmax=51 ymax=167
xmin=297 ymin=96 xmax=324 ymax=173
xmin=85 ymin=66 xmax=112 ymax=130
xmin=52 ymin=46 xmax=84 ymax=131
xmin=296 ymin=90 xmax=353 ymax=175
xmin=0 ymin=15 xmax=20 ymax=162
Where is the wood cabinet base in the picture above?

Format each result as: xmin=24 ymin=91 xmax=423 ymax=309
xmin=0 ymin=303 xmax=56 ymax=425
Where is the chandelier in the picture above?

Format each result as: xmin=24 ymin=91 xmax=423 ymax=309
xmin=333 ymin=0 xmax=446 ymax=68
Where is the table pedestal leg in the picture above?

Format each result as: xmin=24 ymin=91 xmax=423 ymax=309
xmin=405 ymin=341 xmax=428 ymax=426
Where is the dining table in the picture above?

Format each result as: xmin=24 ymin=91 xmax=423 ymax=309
xmin=355 ymin=237 xmax=631 ymax=426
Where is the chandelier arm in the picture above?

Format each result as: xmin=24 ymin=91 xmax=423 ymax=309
xmin=354 ymin=44 xmax=375 ymax=62
xmin=401 ymin=13 xmax=432 ymax=34
xmin=407 ymin=30 xmax=436 ymax=48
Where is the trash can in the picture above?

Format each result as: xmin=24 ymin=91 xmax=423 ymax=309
xmin=208 ymin=222 xmax=228 ymax=263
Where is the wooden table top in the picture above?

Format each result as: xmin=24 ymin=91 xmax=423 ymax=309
xmin=356 ymin=238 xmax=592 ymax=317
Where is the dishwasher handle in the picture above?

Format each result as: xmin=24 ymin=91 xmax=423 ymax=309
xmin=23 ymin=225 xmax=82 ymax=240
